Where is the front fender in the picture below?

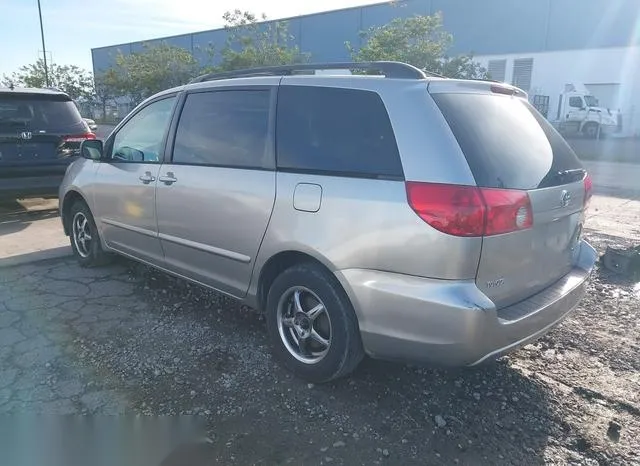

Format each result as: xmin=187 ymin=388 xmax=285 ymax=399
xmin=59 ymin=158 xmax=100 ymax=235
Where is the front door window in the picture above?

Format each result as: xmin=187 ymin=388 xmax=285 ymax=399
xmin=110 ymin=97 xmax=176 ymax=163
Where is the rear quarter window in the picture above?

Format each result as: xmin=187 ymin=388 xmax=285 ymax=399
xmin=276 ymin=85 xmax=403 ymax=179
xmin=432 ymin=93 xmax=583 ymax=190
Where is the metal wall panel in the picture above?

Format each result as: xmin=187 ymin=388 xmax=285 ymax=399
xmin=191 ymin=30 xmax=228 ymax=65
xmin=361 ymin=0 xmax=430 ymax=32
xmin=298 ymin=9 xmax=362 ymax=62
xmin=546 ymin=0 xmax=640 ymax=51
xmin=91 ymin=45 xmax=131 ymax=73
xmin=431 ymin=0 xmax=548 ymax=55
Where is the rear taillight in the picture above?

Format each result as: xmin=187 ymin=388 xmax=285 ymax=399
xmin=406 ymin=182 xmax=533 ymax=237
xmin=480 ymin=188 xmax=533 ymax=235
xmin=63 ymin=133 xmax=96 ymax=143
xmin=406 ymin=183 xmax=484 ymax=236
xmin=583 ymin=173 xmax=593 ymax=209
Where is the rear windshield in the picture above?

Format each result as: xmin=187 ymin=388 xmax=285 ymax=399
xmin=0 ymin=94 xmax=82 ymax=131
xmin=432 ymin=93 xmax=583 ymax=190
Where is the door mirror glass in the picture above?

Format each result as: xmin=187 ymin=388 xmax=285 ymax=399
xmin=80 ymin=139 xmax=103 ymax=160
xmin=113 ymin=146 xmax=146 ymax=162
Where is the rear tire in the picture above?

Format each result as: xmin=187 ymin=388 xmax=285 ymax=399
xmin=265 ymin=263 xmax=364 ymax=383
xmin=68 ymin=201 xmax=110 ymax=267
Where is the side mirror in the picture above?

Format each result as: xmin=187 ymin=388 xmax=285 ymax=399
xmin=80 ymin=139 xmax=103 ymax=161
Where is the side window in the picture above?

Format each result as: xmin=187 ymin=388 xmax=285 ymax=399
xmin=569 ymin=96 xmax=584 ymax=109
xmin=172 ymin=90 xmax=271 ymax=169
xmin=110 ymin=96 xmax=176 ymax=163
xmin=276 ymin=86 xmax=403 ymax=178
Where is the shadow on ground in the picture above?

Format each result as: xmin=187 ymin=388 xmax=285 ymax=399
xmin=0 ymin=200 xmax=59 ymax=237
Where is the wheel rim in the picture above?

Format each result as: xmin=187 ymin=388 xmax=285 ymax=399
xmin=276 ymin=286 xmax=332 ymax=364
xmin=72 ymin=211 xmax=92 ymax=258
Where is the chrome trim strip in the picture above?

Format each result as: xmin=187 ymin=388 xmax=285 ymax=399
xmin=158 ymin=232 xmax=251 ymax=263
xmin=101 ymin=218 xmax=157 ymax=238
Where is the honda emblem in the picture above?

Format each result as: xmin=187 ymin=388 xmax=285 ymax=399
xmin=20 ymin=131 xmax=32 ymax=140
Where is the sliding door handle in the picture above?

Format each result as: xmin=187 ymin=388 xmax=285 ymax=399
xmin=138 ymin=172 xmax=155 ymax=184
xmin=159 ymin=172 xmax=177 ymax=185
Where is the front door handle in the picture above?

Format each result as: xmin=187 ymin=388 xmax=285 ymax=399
xmin=139 ymin=171 xmax=155 ymax=184
xmin=159 ymin=172 xmax=177 ymax=185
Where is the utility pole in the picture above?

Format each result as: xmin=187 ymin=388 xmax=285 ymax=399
xmin=37 ymin=0 xmax=50 ymax=87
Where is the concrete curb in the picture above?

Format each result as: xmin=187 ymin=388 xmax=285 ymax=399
xmin=0 ymin=246 xmax=72 ymax=268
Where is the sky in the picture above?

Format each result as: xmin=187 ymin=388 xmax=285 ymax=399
xmin=0 ymin=0 xmax=380 ymax=76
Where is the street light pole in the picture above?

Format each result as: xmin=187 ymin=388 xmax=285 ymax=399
xmin=37 ymin=0 xmax=50 ymax=87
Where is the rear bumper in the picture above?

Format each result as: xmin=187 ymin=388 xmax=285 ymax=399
xmin=0 ymin=175 xmax=63 ymax=199
xmin=337 ymin=240 xmax=597 ymax=366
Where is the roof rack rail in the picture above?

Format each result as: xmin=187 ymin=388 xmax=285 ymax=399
xmin=188 ymin=61 xmax=439 ymax=84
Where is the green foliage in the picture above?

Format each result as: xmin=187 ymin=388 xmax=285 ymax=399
xmin=1 ymin=59 xmax=94 ymax=101
xmin=440 ymin=54 xmax=489 ymax=80
xmin=348 ymin=12 xmax=487 ymax=79
xmin=110 ymin=43 xmax=200 ymax=105
xmin=92 ymin=70 xmax=119 ymax=119
xmin=215 ymin=9 xmax=308 ymax=72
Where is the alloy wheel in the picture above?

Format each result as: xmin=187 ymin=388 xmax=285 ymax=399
xmin=276 ymin=286 xmax=332 ymax=364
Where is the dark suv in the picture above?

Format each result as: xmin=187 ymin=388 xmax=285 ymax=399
xmin=0 ymin=87 xmax=95 ymax=199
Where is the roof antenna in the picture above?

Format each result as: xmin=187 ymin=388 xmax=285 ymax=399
xmin=9 ymin=82 xmax=14 ymax=90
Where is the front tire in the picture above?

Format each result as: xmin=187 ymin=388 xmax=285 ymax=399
xmin=583 ymin=122 xmax=599 ymax=139
xmin=266 ymin=263 xmax=364 ymax=383
xmin=68 ymin=201 xmax=110 ymax=267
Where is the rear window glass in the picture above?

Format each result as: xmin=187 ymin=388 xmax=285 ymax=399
xmin=432 ymin=93 xmax=583 ymax=190
xmin=276 ymin=86 xmax=403 ymax=179
xmin=0 ymin=94 xmax=82 ymax=131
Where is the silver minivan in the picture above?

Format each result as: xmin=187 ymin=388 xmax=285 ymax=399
xmin=59 ymin=62 xmax=597 ymax=382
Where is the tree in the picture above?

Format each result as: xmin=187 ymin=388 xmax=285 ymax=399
xmin=92 ymin=70 xmax=119 ymax=121
xmin=347 ymin=12 xmax=487 ymax=79
xmin=111 ymin=43 xmax=200 ymax=105
xmin=216 ymin=10 xmax=308 ymax=72
xmin=2 ymin=59 xmax=94 ymax=101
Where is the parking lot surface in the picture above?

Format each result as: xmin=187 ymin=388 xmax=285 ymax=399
xmin=0 ymin=174 xmax=639 ymax=465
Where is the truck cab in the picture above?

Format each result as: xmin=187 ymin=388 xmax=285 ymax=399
xmin=555 ymin=84 xmax=620 ymax=138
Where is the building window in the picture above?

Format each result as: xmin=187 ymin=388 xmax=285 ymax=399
xmin=487 ymin=59 xmax=507 ymax=82
xmin=512 ymin=58 xmax=534 ymax=91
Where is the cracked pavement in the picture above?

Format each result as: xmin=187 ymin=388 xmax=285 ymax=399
xmin=0 ymin=260 xmax=136 ymax=414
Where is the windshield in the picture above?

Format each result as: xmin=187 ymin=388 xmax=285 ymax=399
xmin=584 ymin=95 xmax=599 ymax=107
